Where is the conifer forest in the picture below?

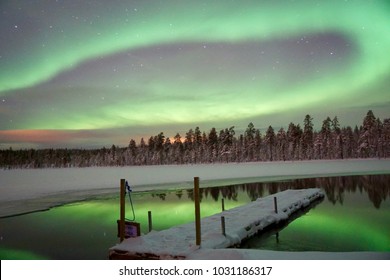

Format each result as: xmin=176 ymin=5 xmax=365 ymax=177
xmin=1 ymin=110 xmax=389 ymax=169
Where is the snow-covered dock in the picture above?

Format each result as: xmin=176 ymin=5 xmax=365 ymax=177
xmin=108 ymin=188 xmax=325 ymax=259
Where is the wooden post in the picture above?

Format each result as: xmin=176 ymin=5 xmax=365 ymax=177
xmin=221 ymin=216 xmax=226 ymax=236
xmin=221 ymin=198 xmax=225 ymax=211
xmin=119 ymin=179 xmax=126 ymax=242
xmin=194 ymin=177 xmax=201 ymax=246
xmin=148 ymin=210 xmax=153 ymax=232
xmin=274 ymin=197 xmax=278 ymax=214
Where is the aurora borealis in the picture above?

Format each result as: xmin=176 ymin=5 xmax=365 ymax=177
xmin=1 ymin=0 xmax=389 ymax=148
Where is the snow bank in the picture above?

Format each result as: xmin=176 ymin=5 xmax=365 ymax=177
xmin=109 ymin=188 xmax=325 ymax=259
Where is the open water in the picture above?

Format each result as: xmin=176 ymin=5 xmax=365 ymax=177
xmin=0 ymin=174 xmax=389 ymax=259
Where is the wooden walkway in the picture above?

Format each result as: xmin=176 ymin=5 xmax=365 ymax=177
xmin=108 ymin=188 xmax=324 ymax=259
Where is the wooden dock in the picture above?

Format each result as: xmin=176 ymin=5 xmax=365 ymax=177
xmin=108 ymin=188 xmax=324 ymax=260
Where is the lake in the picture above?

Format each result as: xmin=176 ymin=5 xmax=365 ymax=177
xmin=0 ymin=174 xmax=389 ymax=259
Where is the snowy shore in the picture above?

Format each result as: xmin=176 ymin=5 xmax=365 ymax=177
xmin=1 ymin=159 xmax=389 ymax=217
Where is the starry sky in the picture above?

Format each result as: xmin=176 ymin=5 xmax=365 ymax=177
xmin=1 ymin=0 xmax=389 ymax=149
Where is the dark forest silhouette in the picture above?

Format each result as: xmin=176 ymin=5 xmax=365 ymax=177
xmin=1 ymin=110 xmax=389 ymax=169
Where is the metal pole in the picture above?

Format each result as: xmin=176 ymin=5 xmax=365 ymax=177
xmin=221 ymin=198 xmax=225 ymax=211
xmin=194 ymin=177 xmax=201 ymax=246
xmin=120 ymin=179 xmax=126 ymax=242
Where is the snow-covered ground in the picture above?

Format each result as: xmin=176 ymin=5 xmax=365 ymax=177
xmin=1 ymin=159 xmax=389 ymax=217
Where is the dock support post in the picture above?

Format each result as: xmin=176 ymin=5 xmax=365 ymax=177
xmin=274 ymin=197 xmax=278 ymax=214
xmin=221 ymin=198 xmax=225 ymax=211
xmin=221 ymin=216 xmax=226 ymax=236
xmin=148 ymin=210 xmax=153 ymax=232
xmin=120 ymin=179 xmax=126 ymax=242
xmin=194 ymin=177 xmax=201 ymax=246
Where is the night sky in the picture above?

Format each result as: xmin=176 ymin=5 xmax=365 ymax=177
xmin=1 ymin=0 xmax=389 ymax=148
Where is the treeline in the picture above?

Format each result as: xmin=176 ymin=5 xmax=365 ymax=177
xmin=1 ymin=110 xmax=389 ymax=169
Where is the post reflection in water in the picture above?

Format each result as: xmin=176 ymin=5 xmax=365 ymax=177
xmin=156 ymin=174 xmax=390 ymax=209
xmin=0 ymin=174 xmax=389 ymax=259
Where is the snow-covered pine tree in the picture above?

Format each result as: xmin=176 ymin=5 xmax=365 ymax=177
xmin=381 ymin=118 xmax=390 ymax=158
xmin=302 ymin=114 xmax=314 ymax=159
xmin=276 ymin=127 xmax=287 ymax=161
xmin=358 ymin=110 xmax=378 ymax=158
xmin=331 ymin=116 xmax=342 ymax=159
xmin=320 ymin=117 xmax=332 ymax=159
xmin=254 ymin=129 xmax=262 ymax=161
xmin=265 ymin=125 xmax=276 ymax=161
xmin=287 ymin=122 xmax=301 ymax=160
xmin=244 ymin=122 xmax=256 ymax=161
xmin=208 ymin=127 xmax=218 ymax=163
xmin=173 ymin=133 xmax=184 ymax=164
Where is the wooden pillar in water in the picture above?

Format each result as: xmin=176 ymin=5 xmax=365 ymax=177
xmin=221 ymin=216 xmax=226 ymax=236
xmin=148 ymin=210 xmax=153 ymax=232
xmin=194 ymin=177 xmax=201 ymax=246
xmin=119 ymin=179 xmax=126 ymax=242
xmin=274 ymin=197 xmax=278 ymax=214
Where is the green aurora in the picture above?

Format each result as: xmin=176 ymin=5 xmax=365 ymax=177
xmin=0 ymin=0 xmax=389 ymax=148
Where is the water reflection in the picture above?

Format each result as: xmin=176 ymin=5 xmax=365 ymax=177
xmin=150 ymin=175 xmax=390 ymax=209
